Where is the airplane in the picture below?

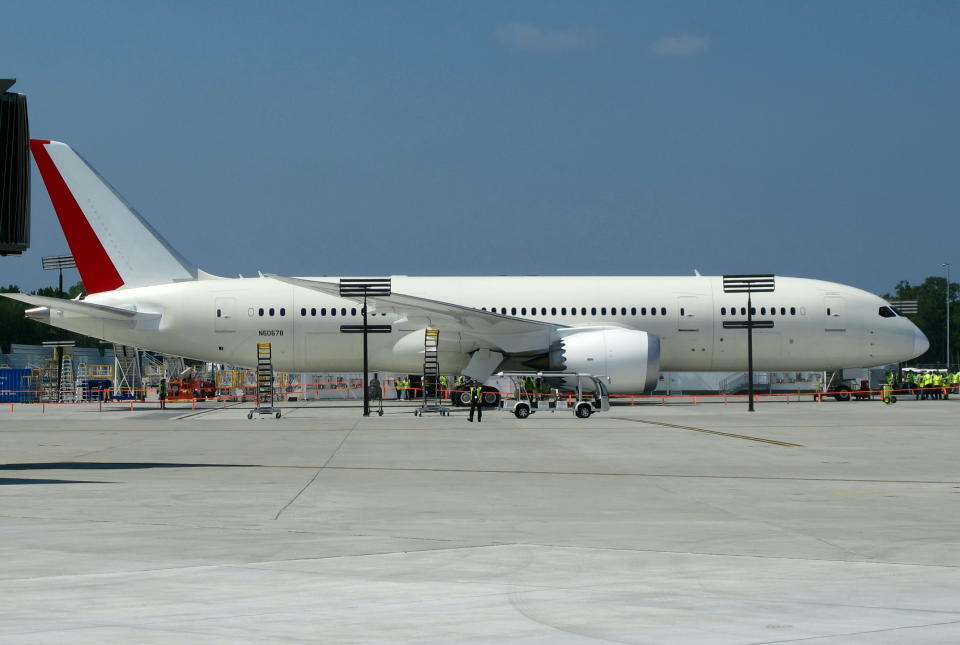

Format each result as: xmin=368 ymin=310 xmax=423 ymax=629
xmin=3 ymin=140 xmax=929 ymax=396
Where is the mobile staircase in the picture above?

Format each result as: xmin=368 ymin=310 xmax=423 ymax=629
xmin=248 ymin=342 xmax=281 ymax=419
xmin=58 ymin=351 xmax=75 ymax=402
xmin=415 ymin=328 xmax=450 ymax=416
xmin=112 ymin=344 xmax=142 ymax=400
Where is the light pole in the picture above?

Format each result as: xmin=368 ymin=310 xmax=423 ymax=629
xmin=945 ymin=263 xmax=951 ymax=371
xmin=722 ymin=274 xmax=776 ymax=412
xmin=41 ymin=254 xmax=77 ymax=400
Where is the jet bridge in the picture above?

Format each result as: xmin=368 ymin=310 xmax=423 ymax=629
xmin=0 ymin=79 xmax=30 ymax=255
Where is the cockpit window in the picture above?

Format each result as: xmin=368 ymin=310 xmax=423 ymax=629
xmin=878 ymin=306 xmax=897 ymax=318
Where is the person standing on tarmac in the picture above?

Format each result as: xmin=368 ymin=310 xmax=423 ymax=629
xmin=468 ymin=381 xmax=483 ymax=423
xmin=159 ymin=378 xmax=167 ymax=410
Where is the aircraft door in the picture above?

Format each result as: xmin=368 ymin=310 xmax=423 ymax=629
xmin=824 ymin=296 xmax=845 ymax=332
xmin=215 ymin=297 xmax=236 ymax=332
xmin=677 ymin=296 xmax=701 ymax=332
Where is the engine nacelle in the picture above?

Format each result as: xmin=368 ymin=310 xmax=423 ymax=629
xmin=550 ymin=327 xmax=660 ymax=393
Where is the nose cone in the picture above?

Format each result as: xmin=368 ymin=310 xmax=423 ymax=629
xmin=913 ymin=327 xmax=930 ymax=358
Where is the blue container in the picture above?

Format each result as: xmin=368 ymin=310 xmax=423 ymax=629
xmin=0 ymin=368 xmax=31 ymax=402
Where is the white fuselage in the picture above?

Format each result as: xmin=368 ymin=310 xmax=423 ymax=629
xmin=45 ymin=275 xmax=924 ymax=392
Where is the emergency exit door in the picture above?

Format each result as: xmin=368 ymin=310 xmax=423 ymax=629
xmin=677 ymin=296 xmax=701 ymax=331
xmin=824 ymin=296 xmax=845 ymax=332
xmin=215 ymin=297 xmax=236 ymax=332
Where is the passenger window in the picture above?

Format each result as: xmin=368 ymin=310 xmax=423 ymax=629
xmin=341 ymin=308 xmax=347 ymax=316
xmin=300 ymin=308 xmax=306 ymax=317
xmin=551 ymin=307 xmax=557 ymax=315
xmin=510 ymin=307 xmax=516 ymax=315
xmin=761 ymin=307 xmax=766 ymax=315
xmin=641 ymin=307 xmax=647 ymax=315
xmin=501 ymin=307 xmax=506 ymax=314
xmin=280 ymin=308 xmax=286 ymax=316
xmin=827 ymin=308 xmax=831 ymax=316
xmin=591 ymin=307 xmax=597 ymax=315
xmin=661 ymin=307 xmax=666 ymax=315
xmin=521 ymin=307 xmax=527 ymax=315
xmin=780 ymin=307 xmax=786 ymax=315
xmin=269 ymin=308 xmax=275 ymax=316
xmin=561 ymin=307 xmax=567 ymax=315
xmin=216 ymin=309 xmax=221 ymax=318
xmin=790 ymin=307 xmax=796 ymax=315
xmin=750 ymin=307 xmax=756 ymax=315
xmin=651 ymin=307 xmax=657 ymax=317
xmin=601 ymin=307 xmax=606 ymax=315
xmin=350 ymin=308 xmax=356 ymax=316
xmin=680 ymin=308 xmax=685 ymax=316
xmin=331 ymin=308 xmax=337 ymax=317
xmin=321 ymin=308 xmax=326 ymax=316
xmin=720 ymin=307 xmax=726 ymax=315
xmin=258 ymin=308 xmax=264 ymax=316
xmin=631 ymin=307 xmax=636 ymax=315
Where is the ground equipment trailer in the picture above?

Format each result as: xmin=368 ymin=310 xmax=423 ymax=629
xmin=496 ymin=371 xmax=610 ymax=419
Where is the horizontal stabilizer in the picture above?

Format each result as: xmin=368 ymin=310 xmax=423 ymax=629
xmin=0 ymin=293 xmax=160 ymax=321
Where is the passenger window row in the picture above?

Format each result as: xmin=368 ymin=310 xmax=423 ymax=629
xmin=248 ymin=307 xmax=287 ymax=317
xmin=720 ymin=306 xmax=802 ymax=316
xmin=297 ymin=307 xmax=388 ymax=317
xmin=480 ymin=306 xmax=667 ymax=317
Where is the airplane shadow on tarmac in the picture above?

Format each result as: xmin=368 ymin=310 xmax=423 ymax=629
xmin=0 ymin=462 xmax=259 ymax=484
xmin=0 ymin=462 xmax=258 ymax=470
xmin=0 ymin=478 xmax=108 ymax=485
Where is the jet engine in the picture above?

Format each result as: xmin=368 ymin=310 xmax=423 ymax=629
xmin=549 ymin=328 xmax=660 ymax=393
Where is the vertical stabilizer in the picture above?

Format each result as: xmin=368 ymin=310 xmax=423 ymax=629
xmin=30 ymin=140 xmax=197 ymax=293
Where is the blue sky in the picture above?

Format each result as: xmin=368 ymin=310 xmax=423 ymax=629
xmin=3 ymin=1 xmax=957 ymax=295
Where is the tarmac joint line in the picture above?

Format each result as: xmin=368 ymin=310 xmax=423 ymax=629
xmin=612 ymin=417 xmax=803 ymax=447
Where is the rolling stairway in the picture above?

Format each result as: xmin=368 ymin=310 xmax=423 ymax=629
xmin=249 ymin=342 xmax=280 ymax=418
xmin=416 ymin=328 xmax=449 ymax=416
xmin=113 ymin=344 xmax=142 ymax=399
xmin=58 ymin=351 xmax=74 ymax=402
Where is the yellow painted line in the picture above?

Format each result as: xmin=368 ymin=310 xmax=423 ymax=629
xmin=612 ymin=417 xmax=802 ymax=447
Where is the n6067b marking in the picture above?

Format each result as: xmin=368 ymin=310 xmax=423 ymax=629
xmin=259 ymin=330 xmax=284 ymax=337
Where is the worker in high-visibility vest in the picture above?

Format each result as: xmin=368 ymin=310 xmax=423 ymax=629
xmin=455 ymin=375 xmax=465 ymax=404
xmin=439 ymin=375 xmax=448 ymax=400
xmin=468 ymin=381 xmax=483 ymax=423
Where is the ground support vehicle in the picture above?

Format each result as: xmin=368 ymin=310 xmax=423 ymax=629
xmin=496 ymin=371 xmax=610 ymax=419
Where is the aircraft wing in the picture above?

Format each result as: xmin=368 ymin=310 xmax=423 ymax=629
xmin=0 ymin=293 xmax=160 ymax=321
xmin=268 ymin=275 xmax=564 ymax=339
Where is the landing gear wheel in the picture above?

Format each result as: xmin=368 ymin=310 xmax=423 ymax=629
xmin=514 ymin=404 xmax=530 ymax=419
xmin=378 ymin=410 xmax=384 ymax=416
xmin=247 ymin=411 xmax=253 ymax=420
xmin=275 ymin=411 xmax=281 ymax=418
xmin=481 ymin=388 xmax=501 ymax=408
xmin=575 ymin=403 xmax=593 ymax=418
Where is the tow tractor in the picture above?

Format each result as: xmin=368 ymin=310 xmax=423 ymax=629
xmin=496 ymin=371 xmax=610 ymax=419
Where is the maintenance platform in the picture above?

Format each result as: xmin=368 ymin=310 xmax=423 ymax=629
xmin=1 ymin=399 xmax=958 ymax=643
